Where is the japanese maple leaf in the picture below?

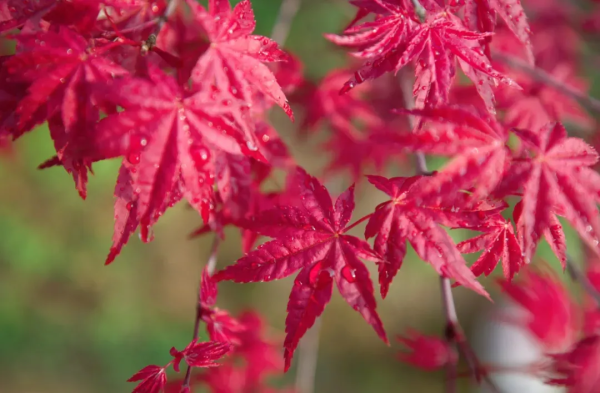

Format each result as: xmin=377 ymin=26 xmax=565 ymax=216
xmin=513 ymin=200 xmax=566 ymax=268
xmin=4 ymin=26 xmax=127 ymax=197
xmin=88 ymin=64 xmax=265 ymax=264
xmin=549 ymin=335 xmax=600 ymax=393
xmin=213 ymin=167 xmax=388 ymax=371
xmin=128 ymin=365 xmax=167 ymax=393
xmin=0 ymin=0 xmax=56 ymax=32
xmin=495 ymin=122 xmax=600 ymax=263
xmin=364 ymin=175 xmax=491 ymax=299
xmin=0 ymin=56 xmax=28 ymax=138
xmin=200 ymin=267 xmax=217 ymax=308
xmin=251 ymin=120 xmax=293 ymax=184
xmin=381 ymin=106 xmax=510 ymax=203
xmin=322 ymin=127 xmax=397 ymax=182
xmin=583 ymin=259 xmax=600 ymax=336
xmin=203 ymin=309 xmax=247 ymax=345
xmin=462 ymin=0 xmax=534 ymax=64
xmin=497 ymin=267 xmax=578 ymax=352
xmin=397 ymin=329 xmax=457 ymax=371
xmin=456 ymin=214 xmax=523 ymax=281
xmin=192 ymin=311 xmax=285 ymax=392
xmin=187 ymin=0 xmax=293 ymax=119
xmin=215 ymin=151 xmax=253 ymax=221
xmin=496 ymin=63 xmax=593 ymax=131
xmin=326 ymin=10 xmax=516 ymax=112
xmin=234 ymin=311 xmax=284 ymax=386
xmin=169 ymin=339 xmax=232 ymax=372
xmin=294 ymin=68 xmax=382 ymax=135
xmin=99 ymin=0 xmax=166 ymax=41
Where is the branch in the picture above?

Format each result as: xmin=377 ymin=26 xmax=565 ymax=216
xmin=566 ymin=255 xmax=600 ymax=308
xmin=181 ymin=236 xmax=220 ymax=392
xmin=400 ymin=54 xmax=502 ymax=393
xmin=142 ymin=0 xmax=180 ymax=53
xmin=295 ymin=317 xmax=322 ymax=393
xmin=410 ymin=0 xmax=426 ymax=22
xmin=272 ymin=0 xmax=303 ymax=45
xmin=399 ymin=69 xmax=431 ymax=176
xmin=494 ymin=52 xmax=600 ymax=113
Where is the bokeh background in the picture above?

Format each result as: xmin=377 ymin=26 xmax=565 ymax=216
xmin=0 ymin=0 xmax=598 ymax=392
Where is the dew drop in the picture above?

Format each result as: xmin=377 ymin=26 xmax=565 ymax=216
xmin=308 ymin=261 xmax=333 ymax=289
xmin=127 ymin=152 xmax=141 ymax=165
xmin=246 ymin=141 xmax=258 ymax=151
xmin=341 ymin=265 xmax=356 ymax=283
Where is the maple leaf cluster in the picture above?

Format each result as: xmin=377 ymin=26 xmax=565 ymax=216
xmin=3 ymin=0 xmax=600 ymax=391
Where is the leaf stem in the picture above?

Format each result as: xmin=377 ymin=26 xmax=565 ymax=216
xmin=566 ymin=254 xmax=600 ymax=308
xmin=181 ymin=236 xmax=220 ymax=391
xmin=343 ymin=213 xmax=374 ymax=233
xmin=493 ymin=52 xmax=600 ymax=113
xmin=272 ymin=0 xmax=303 ymax=45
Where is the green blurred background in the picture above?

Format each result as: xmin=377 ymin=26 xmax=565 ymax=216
xmin=0 ymin=0 xmax=593 ymax=392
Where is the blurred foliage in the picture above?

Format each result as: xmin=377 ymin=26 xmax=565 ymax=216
xmin=0 ymin=0 xmax=594 ymax=392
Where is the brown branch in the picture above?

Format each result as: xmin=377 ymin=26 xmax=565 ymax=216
xmin=181 ymin=236 xmax=220 ymax=392
xmin=493 ymin=52 xmax=600 ymax=113
xmin=272 ymin=0 xmax=303 ymax=45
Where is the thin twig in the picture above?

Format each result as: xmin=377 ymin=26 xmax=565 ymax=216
xmin=400 ymin=43 xmax=502 ymax=392
xmin=155 ymin=0 xmax=181 ymax=37
xmin=181 ymin=236 xmax=221 ymax=391
xmin=399 ymin=69 xmax=431 ymax=176
xmin=142 ymin=0 xmax=180 ymax=53
xmin=440 ymin=277 xmax=458 ymax=393
xmin=272 ymin=0 xmax=303 ymax=45
xmin=410 ymin=0 xmax=426 ymax=22
xmin=566 ymin=255 xmax=600 ymax=308
xmin=494 ymin=52 xmax=600 ymax=113
xmin=295 ymin=318 xmax=322 ymax=393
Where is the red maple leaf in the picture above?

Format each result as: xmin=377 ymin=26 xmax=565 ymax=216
xmin=513 ymin=200 xmax=566 ymax=268
xmin=326 ymin=9 xmax=516 ymax=112
xmin=497 ymin=266 xmax=578 ymax=352
xmin=234 ymin=311 xmax=284 ymax=386
xmin=397 ymin=329 xmax=457 ymax=371
xmin=0 ymin=0 xmax=56 ymax=32
xmin=294 ymin=69 xmax=381 ymax=135
xmin=189 ymin=310 xmax=286 ymax=392
xmin=169 ymin=339 xmax=232 ymax=372
xmin=4 ymin=26 xmax=127 ymax=197
xmin=496 ymin=63 xmax=593 ymax=131
xmin=495 ymin=122 xmax=600 ymax=263
xmin=549 ymin=335 xmax=600 ymax=393
xmin=456 ymin=214 xmax=524 ymax=281
xmin=213 ymin=166 xmax=388 ymax=371
xmin=380 ymin=106 xmax=510 ymax=206
xmin=364 ymin=175 xmax=492 ymax=299
xmin=0 ymin=56 xmax=28 ymax=138
xmin=462 ymin=0 xmax=533 ymax=64
xmin=128 ymin=365 xmax=167 ymax=393
xmin=88 ymin=64 xmax=265 ymax=264
xmin=200 ymin=267 xmax=217 ymax=308
xmin=186 ymin=0 xmax=293 ymax=119
xmin=100 ymin=0 xmax=167 ymax=41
